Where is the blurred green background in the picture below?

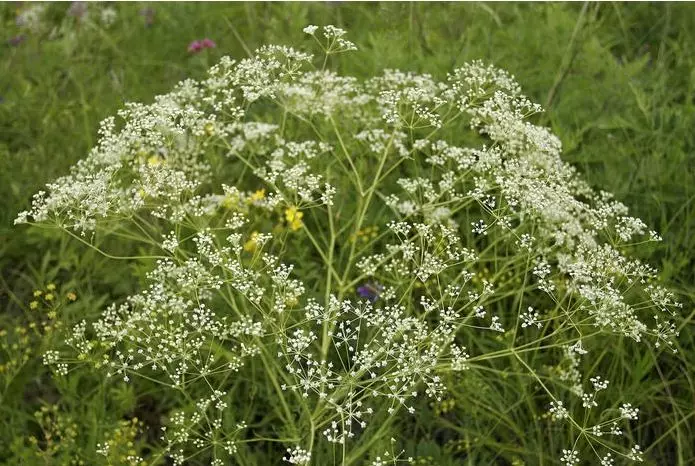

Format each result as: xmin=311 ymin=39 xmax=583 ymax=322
xmin=1 ymin=2 xmax=693 ymax=465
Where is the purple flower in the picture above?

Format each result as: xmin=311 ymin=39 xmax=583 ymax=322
xmin=188 ymin=38 xmax=216 ymax=54
xmin=201 ymin=38 xmax=216 ymax=49
xmin=187 ymin=40 xmax=203 ymax=53
xmin=8 ymin=35 xmax=25 ymax=47
xmin=357 ymin=282 xmax=384 ymax=303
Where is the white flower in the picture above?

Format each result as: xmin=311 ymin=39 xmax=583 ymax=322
xmin=549 ymin=400 xmax=569 ymax=421
xmin=620 ymin=403 xmax=639 ymax=421
xmin=284 ymin=446 xmax=311 ymax=465
xmin=303 ymin=25 xmax=318 ymax=35
xmin=520 ymin=306 xmax=542 ymax=328
xmin=560 ymin=449 xmax=579 ymax=466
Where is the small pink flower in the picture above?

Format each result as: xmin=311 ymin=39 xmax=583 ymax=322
xmin=187 ymin=40 xmax=202 ymax=53
xmin=188 ymin=38 xmax=216 ymax=54
xmin=201 ymin=38 xmax=216 ymax=49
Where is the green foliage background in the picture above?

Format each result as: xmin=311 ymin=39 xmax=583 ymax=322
xmin=1 ymin=2 xmax=693 ymax=465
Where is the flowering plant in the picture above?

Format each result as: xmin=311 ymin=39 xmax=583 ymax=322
xmin=12 ymin=1 xmax=118 ymax=37
xmin=17 ymin=25 xmax=682 ymax=465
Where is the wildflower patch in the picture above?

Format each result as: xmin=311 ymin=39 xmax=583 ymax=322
xmin=16 ymin=24 xmax=683 ymax=466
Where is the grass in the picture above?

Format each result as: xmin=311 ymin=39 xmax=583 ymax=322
xmin=1 ymin=2 xmax=693 ymax=465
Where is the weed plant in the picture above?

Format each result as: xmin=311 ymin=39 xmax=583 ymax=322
xmin=2 ymin=3 xmax=694 ymax=466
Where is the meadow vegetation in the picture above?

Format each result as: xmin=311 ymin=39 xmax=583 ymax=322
xmin=1 ymin=3 xmax=694 ymax=465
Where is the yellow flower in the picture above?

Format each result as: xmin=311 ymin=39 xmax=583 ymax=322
xmin=285 ymin=296 xmax=299 ymax=307
xmin=67 ymin=292 xmax=77 ymax=302
xmin=47 ymin=283 xmax=56 ymax=291
xmin=248 ymin=189 xmax=266 ymax=203
xmin=204 ymin=122 xmax=215 ymax=136
xmin=33 ymin=290 xmax=42 ymax=297
xmin=147 ymin=155 xmax=163 ymax=167
xmin=350 ymin=225 xmax=379 ymax=243
xmin=243 ymin=232 xmax=260 ymax=253
xmin=45 ymin=293 xmax=54 ymax=301
xmin=29 ymin=301 xmax=39 ymax=310
xmin=284 ymin=206 xmax=304 ymax=231
xmin=221 ymin=194 xmax=239 ymax=209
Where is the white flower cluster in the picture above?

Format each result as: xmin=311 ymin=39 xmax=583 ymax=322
xmin=23 ymin=25 xmax=682 ymax=464
xmin=284 ymin=446 xmax=311 ymax=465
xmin=161 ymin=395 xmax=247 ymax=466
xmin=304 ymin=24 xmax=358 ymax=53
xmin=15 ymin=2 xmax=118 ymax=35
xmin=278 ymin=297 xmax=470 ymax=444
xmin=548 ymin=374 xmax=646 ymax=464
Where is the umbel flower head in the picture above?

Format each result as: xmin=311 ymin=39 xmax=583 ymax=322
xmin=20 ymin=25 xmax=681 ymax=465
